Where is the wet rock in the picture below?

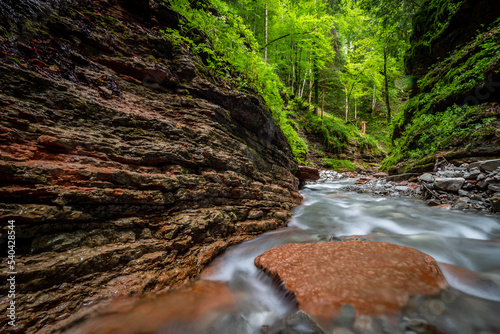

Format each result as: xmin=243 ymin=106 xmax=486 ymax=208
xmin=314 ymin=170 xmax=348 ymax=183
xmin=395 ymin=185 xmax=409 ymax=192
xmin=426 ymin=199 xmax=441 ymax=207
xmin=255 ymin=241 xmax=447 ymax=321
xmin=386 ymin=173 xmax=420 ymax=182
xmin=296 ymin=166 xmax=320 ymax=181
xmin=419 ymin=173 xmax=434 ymax=183
xmin=490 ymin=196 xmax=500 ymax=212
xmin=470 ymin=159 xmax=500 ymax=172
xmin=248 ymin=210 xmax=264 ymax=219
xmin=355 ymin=176 xmax=376 ymax=185
xmin=468 ymin=167 xmax=481 ymax=179
xmin=331 ymin=304 xmax=356 ymax=329
xmin=280 ymin=310 xmax=325 ymax=334
xmin=66 ymin=280 xmax=236 ymax=334
xmin=437 ymin=204 xmax=452 ymax=210
xmin=451 ymin=197 xmax=469 ymax=210
xmin=433 ymin=177 xmax=465 ymax=192
xmin=489 ymin=184 xmax=500 ymax=192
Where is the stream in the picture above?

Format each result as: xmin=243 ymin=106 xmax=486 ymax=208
xmin=185 ymin=179 xmax=500 ymax=333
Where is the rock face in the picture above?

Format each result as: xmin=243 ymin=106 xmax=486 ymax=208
xmin=0 ymin=0 xmax=301 ymax=332
xmin=254 ymin=241 xmax=447 ymax=321
xmin=296 ymin=166 xmax=320 ymax=181
xmin=388 ymin=0 xmax=500 ymax=174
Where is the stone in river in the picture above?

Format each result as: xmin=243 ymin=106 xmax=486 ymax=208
xmin=470 ymin=159 xmax=500 ymax=172
xmin=490 ymin=196 xmax=500 ymax=212
xmin=433 ymin=177 xmax=465 ymax=192
xmin=254 ymin=241 xmax=447 ymax=321
xmin=419 ymin=173 xmax=434 ymax=183
xmin=296 ymin=166 xmax=320 ymax=181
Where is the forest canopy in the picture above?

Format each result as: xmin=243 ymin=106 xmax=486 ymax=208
xmin=164 ymin=0 xmax=427 ymax=165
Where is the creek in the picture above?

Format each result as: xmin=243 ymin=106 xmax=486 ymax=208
xmin=179 ymin=178 xmax=500 ymax=333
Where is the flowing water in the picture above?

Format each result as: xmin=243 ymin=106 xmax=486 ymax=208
xmin=183 ymin=179 xmax=500 ymax=333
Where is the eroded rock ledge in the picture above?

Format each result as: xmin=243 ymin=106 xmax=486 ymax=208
xmin=0 ymin=0 xmax=301 ymax=332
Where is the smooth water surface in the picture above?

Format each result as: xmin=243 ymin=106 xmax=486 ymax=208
xmin=198 ymin=179 xmax=500 ymax=333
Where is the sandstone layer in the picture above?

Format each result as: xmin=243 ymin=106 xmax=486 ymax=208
xmin=0 ymin=0 xmax=301 ymax=332
xmin=254 ymin=241 xmax=448 ymax=321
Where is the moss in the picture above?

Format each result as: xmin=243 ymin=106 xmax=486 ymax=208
xmin=8 ymin=57 xmax=23 ymax=66
xmin=385 ymin=8 xmax=500 ymax=170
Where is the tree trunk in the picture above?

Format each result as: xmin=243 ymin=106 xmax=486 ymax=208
xmin=264 ymin=3 xmax=268 ymax=63
xmin=296 ymin=47 xmax=302 ymax=95
xmin=321 ymin=91 xmax=325 ymax=129
xmin=290 ymin=40 xmax=295 ymax=93
xmin=372 ymin=82 xmax=376 ymax=113
xmin=308 ymin=65 xmax=313 ymax=105
xmin=383 ymin=45 xmax=391 ymax=121
xmin=313 ymin=0 xmax=318 ymax=113
xmin=300 ymin=64 xmax=308 ymax=98
xmin=354 ymin=96 xmax=357 ymax=119
xmin=345 ymin=89 xmax=348 ymax=122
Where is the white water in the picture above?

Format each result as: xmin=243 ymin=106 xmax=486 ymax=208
xmin=196 ymin=179 xmax=500 ymax=333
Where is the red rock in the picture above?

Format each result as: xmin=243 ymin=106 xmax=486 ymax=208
xmin=354 ymin=176 xmax=376 ymax=184
xmin=69 ymin=281 xmax=235 ymax=334
xmin=254 ymin=241 xmax=447 ymax=321
xmin=408 ymin=182 xmax=420 ymax=190
xmin=296 ymin=166 xmax=320 ymax=181
xmin=373 ymin=172 xmax=388 ymax=178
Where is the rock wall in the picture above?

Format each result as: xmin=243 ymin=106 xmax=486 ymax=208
xmin=0 ymin=0 xmax=302 ymax=332
xmin=388 ymin=0 xmax=500 ymax=173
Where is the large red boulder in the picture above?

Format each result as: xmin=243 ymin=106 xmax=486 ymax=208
xmin=254 ymin=241 xmax=447 ymax=321
xmin=296 ymin=166 xmax=320 ymax=181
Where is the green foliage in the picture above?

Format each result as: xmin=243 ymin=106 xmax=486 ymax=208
xmin=164 ymin=0 xmax=308 ymax=160
xmin=382 ymin=103 xmax=499 ymax=170
xmin=383 ymin=12 xmax=500 ymax=170
xmin=164 ymin=0 xmax=399 ymax=165
xmin=291 ymin=97 xmax=383 ymax=157
xmin=321 ymin=158 xmax=355 ymax=171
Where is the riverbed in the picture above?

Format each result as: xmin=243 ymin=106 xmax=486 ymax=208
xmin=194 ymin=178 xmax=500 ymax=333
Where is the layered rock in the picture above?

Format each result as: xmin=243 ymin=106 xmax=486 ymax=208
xmin=296 ymin=166 xmax=320 ymax=182
xmin=254 ymin=241 xmax=447 ymax=322
xmin=0 ymin=0 xmax=301 ymax=332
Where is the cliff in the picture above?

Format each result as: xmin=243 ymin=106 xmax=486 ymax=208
xmin=0 ymin=0 xmax=302 ymax=332
xmin=386 ymin=0 xmax=500 ymax=173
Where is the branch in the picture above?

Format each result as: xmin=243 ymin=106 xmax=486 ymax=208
xmin=259 ymin=31 xmax=313 ymax=51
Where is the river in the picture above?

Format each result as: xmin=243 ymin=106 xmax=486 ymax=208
xmin=180 ymin=178 xmax=500 ymax=333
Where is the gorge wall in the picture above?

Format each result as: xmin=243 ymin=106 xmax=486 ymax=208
xmin=0 ymin=0 xmax=302 ymax=332
xmin=387 ymin=0 xmax=500 ymax=174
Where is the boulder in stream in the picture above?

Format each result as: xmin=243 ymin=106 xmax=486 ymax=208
xmin=296 ymin=166 xmax=321 ymax=181
xmin=255 ymin=241 xmax=448 ymax=322
xmin=433 ymin=177 xmax=465 ymax=192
